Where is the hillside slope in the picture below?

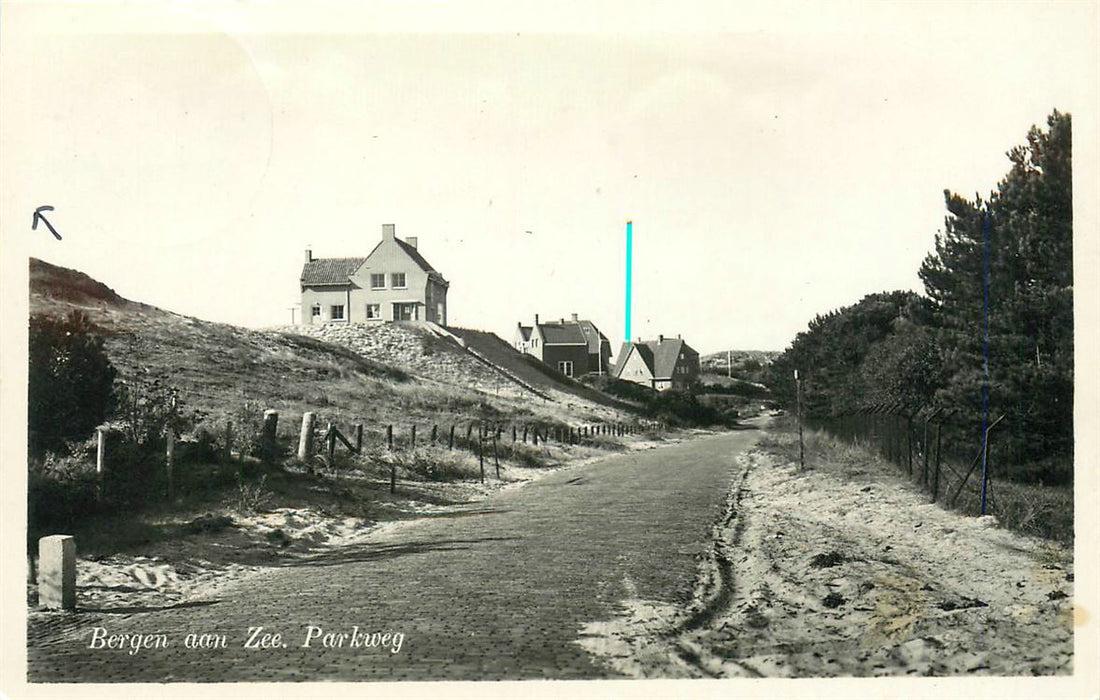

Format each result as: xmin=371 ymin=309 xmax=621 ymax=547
xmin=28 ymin=259 xmax=631 ymax=435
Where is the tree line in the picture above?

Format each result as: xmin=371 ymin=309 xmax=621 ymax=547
xmin=765 ymin=110 xmax=1072 ymax=485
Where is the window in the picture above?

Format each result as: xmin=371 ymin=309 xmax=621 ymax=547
xmin=370 ymin=273 xmax=385 ymax=289
xmin=366 ymin=303 xmax=381 ymax=320
xmin=391 ymin=272 xmax=406 ymax=289
xmin=557 ymin=361 xmax=574 ymax=377
xmin=311 ymin=305 xmax=321 ymax=318
xmin=330 ymin=305 xmax=345 ymax=321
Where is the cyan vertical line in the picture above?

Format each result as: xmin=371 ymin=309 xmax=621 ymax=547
xmin=980 ymin=208 xmax=990 ymax=515
xmin=625 ymin=219 xmax=633 ymax=342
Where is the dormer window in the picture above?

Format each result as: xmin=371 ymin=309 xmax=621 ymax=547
xmin=391 ymin=273 xmax=406 ymax=289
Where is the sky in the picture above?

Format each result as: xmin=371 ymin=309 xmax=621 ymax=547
xmin=2 ymin=1 xmax=1097 ymax=354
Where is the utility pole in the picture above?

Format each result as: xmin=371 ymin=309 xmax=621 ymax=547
xmin=795 ymin=369 xmax=805 ymax=471
xmin=727 ymin=349 xmax=732 ymax=379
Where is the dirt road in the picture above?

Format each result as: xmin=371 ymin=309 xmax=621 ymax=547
xmin=581 ymin=430 xmax=1075 ymax=678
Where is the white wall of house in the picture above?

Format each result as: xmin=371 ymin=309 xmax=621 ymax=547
xmin=617 ymin=347 xmax=654 ymax=388
xmin=302 ymin=287 xmax=356 ymax=324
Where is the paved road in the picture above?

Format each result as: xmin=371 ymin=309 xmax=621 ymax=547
xmin=28 ymin=429 xmax=761 ymax=682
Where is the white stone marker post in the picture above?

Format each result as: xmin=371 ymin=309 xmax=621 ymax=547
xmin=38 ymin=535 xmax=76 ymax=610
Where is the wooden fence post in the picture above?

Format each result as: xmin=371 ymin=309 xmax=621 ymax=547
xmin=523 ymin=426 xmax=528 ymax=443
xmin=493 ymin=432 xmax=500 ymax=478
xmin=95 ymin=426 xmax=107 ymax=502
xmin=431 ymin=425 xmax=438 ymax=444
xmin=478 ymin=431 xmax=485 ymax=484
xmin=326 ymin=423 xmax=336 ymax=463
xmin=906 ymin=417 xmax=913 ymax=476
xmin=387 ymin=425 xmax=393 ymax=450
xmin=932 ymin=422 xmax=942 ymax=502
xmin=355 ymin=424 xmax=363 ymax=454
xmin=298 ymin=412 xmax=315 ymax=463
xmin=223 ymin=420 xmax=234 ymax=464
xmin=466 ymin=424 xmax=473 ymax=443
xmin=512 ymin=426 xmax=517 ymax=443
xmin=262 ymin=410 xmax=279 ymax=461
xmin=533 ymin=427 xmax=539 ymax=446
xmin=410 ymin=425 xmax=417 ymax=449
xmin=165 ymin=430 xmax=175 ymax=498
xmin=449 ymin=425 xmax=455 ymax=450
xmin=921 ymin=418 xmax=930 ymax=487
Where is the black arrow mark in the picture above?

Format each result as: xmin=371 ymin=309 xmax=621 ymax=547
xmin=32 ymin=206 xmax=62 ymax=240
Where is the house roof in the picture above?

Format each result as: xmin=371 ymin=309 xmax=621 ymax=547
xmin=302 ymin=234 xmax=449 ymax=288
xmin=614 ymin=337 xmax=696 ymax=379
xmin=650 ymin=338 xmax=686 ymax=378
xmin=301 ymin=257 xmax=366 ymax=286
xmin=394 ymin=238 xmax=439 ymax=275
xmin=537 ymin=322 xmax=587 ymax=345
xmin=517 ymin=326 xmax=533 ymax=342
xmin=575 ymin=320 xmax=609 ymax=354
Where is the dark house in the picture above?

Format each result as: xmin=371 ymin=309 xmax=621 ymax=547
xmin=515 ymin=314 xmax=612 ymax=378
xmin=612 ymin=335 xmax=700 ymax=391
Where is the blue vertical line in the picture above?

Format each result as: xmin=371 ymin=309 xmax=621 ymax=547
xmin=625 ymin=220 xmax=633 ymax=342
xmin=980 ymin=208 xmax=990 ymax=515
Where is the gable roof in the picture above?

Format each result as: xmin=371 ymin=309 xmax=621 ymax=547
xmin=537 ymin=322 xmax=587 ymax=345
xmin=301 ymin=257 xmax=366 ymax=286
xmin=650 ymin=338 xmax=685 ymax=378
xmin=613 ymin=337 xmax=697 ymax=379
xmin=394 ymin=238 xmax=438 ymax=274
xmin=517 ymin=326 xmax=533 ymax=341
xmin=613 ymin=342 xmax=655 ymax=378
xmin=575 ymin=320 xmax=609 ymax=354
xmin=361 ymin=237 xmax=448 ymax=285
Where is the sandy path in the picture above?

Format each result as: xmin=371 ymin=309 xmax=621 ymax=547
xmin=580 ymin=433 xmax=1075 ymax=678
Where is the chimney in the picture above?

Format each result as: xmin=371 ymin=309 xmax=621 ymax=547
xmin=382 ymin=223 xmax=396 ymax=240
xmin=304 ymin=249 xmax=313 ymax=263
xmin=535 ymin=314 xmax=539 ymax=325
xmin=571 ymin=313 xmax=578 ymax=322
xmin=405 ymin=236 xmax=418 ymax=249
xmin=560 ymin=318 xmax=565 ymax=324
xmin=659 ymin=334 xmax=664 ymax=343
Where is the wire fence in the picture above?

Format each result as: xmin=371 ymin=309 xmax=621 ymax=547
xmin=805 ymin=403 xmax=1009 ymax=517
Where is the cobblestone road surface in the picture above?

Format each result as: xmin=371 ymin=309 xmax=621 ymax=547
xmin=27 ymin=429 xmax=760 ymax=682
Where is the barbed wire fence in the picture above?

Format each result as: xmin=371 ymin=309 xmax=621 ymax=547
xmin=805 ymin=403 xmax=1009 ymax=517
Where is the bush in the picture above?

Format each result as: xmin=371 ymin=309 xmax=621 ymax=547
xmin=115 ymin=375 xmax=193 ymax=447
xmin=390 ymin=448 xmax=477 ymax=482
xmin=28 ymin=452 xmax=99 ymax=543
xmin=29 ymin=311 xmax=117 ymax=455
xmin=649 ymin=389 xmax=723 ymax=427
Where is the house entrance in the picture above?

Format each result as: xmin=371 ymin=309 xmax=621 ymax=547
xmin=393 ymin=302 xmax=419 ymax=321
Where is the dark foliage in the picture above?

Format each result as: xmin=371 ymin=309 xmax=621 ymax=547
xmin=28 ymin=311 xmax=118 ymax=455
xmin=765 ymin=111 xmax=1073 ymax=486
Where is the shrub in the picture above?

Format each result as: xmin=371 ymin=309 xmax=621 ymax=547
xmin=27 ymin=452 xmax=99 ymax=543
xmin=28 ymin=311 xmax=117 ymax=455
xmin=114 ymin=375 xmax=193 ymax=448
